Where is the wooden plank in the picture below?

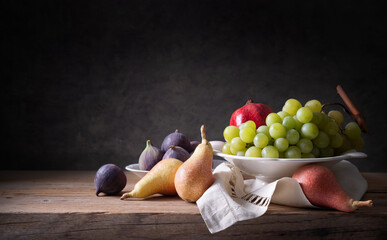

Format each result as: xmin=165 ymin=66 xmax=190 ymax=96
xmin=362 ymin=172 xmax=387 ymax=193
xmin=0 ymin=171 xmax=199 ymax=214
xmin=0 ymin=171 xmax=386 ymax=239
xmin=0 ymin=206 xmax=386 ymax=239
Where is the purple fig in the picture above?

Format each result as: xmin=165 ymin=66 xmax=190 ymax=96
xmin=161 ymin=129 xmax=191 ymax=152
xmin=189 ymin=140 xmax=200 ymax=152
xmin=139 ymin=140 xmax=164 ymax=171
xmin=95 ymin=164 xmax=127 ymax=196
xmin=162 ymin=145 xmax=190 ymax=162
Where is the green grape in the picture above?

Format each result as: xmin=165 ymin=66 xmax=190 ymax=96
xmin=269 ymin=123 xmax=287 ymax=139
xmin=266 ymin=113 xmax=282 ymax=127
xmin=245 ymin=120 xmax=257 ymax=129
xmin=313 ymin=131 xmax=330 ymax=148
xmin=311 ymin=112 xmax=323 ymax=125
xmin=239 ymin=123 xmax=252 ymax=131
xmin=236 ymin=150 xmax=246 ymax=156
xmin=320 ymin=146 xmax=334 ymax=157
xmin=240 ymin=120 xmax=256 ymax=130
xmin=293 ymin=115 xmax=303 ymax=132
xmin=328 ymin=110 xmax=344 ymax=126
xmin=330 ymin=132 xmax=343 ymax=148
xmin=230 ymin=146 xmax=239 ymax=154
xmin=274 ymin=138 xmax=289 ymax=152
xmin=223 ymin=126 xmax=239 ymax=142
xmin=238 ymin=122 xmax=246 ymax=129
xmin=239 ymin=127 xmax=256 ymax=143
xmin=277 ymin=111 xmax=290 ymax=120
xmin=336 ymin=135 xmax=353 ymax=155
xmin=282 ymin=116 xmax=296 ymax=130
xmin=351 ymin=136 xmax=365 ymax=150
xmin=222 ymin=143 xmax=232 ymax=154
xmin=278 ymin=151 xmax=285 ymax=158
xmin=253 ymin=133 xmax=269 ymax=148
xmin=230 ymin=144 xmax=239 ymax=155
xmin=284 ymin=146 xmax=302 ymax=158
xmin=262 ymin=146 xmax=279 ymax=158
xmin=296 ymin=107 xmax=313 ymax=123
xmin=257 ymin=125 xmax=270 ymax=138
xmin=286 ymin=129 xmax=300 ymax=145
xmin=324 ymin=119 xmax=340 ymax=135
xmin=230 ymin=137 xmax=246 ymax=151
xmin=311 ymin=146 xmax=320 ymax=157
xmin=297 ymin=138 xmax=313 ymax=153
xmin=304 ymin=99 xmax=322 ymax=112
xmin=282 ymin=98 xmax=302 ymax=116
xmin=245 ymin=146 xmax=262 ymax=157
xmin=302 ymin=153 xmax=315 ymax=158
xmin=345 ymin=122 xmax=361 ymax=140
xmin=318 ymin=113 xmax=330 ymax=129
xmin=301 ymin=122 xmax=319 ymax=139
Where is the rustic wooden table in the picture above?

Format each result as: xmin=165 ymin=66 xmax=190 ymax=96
xmin=0 ymin=170 xmax=386 ymax=239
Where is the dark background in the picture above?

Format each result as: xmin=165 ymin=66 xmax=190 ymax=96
xmin=2 ymin=1 xmax=386 ymax=172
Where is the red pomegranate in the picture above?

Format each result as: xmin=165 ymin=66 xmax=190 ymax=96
xmin=229 ymin=99 xmax=273 ymax=128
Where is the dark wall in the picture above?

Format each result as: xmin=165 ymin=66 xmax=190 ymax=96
xmin=2 ymin=1 xmax=387 ymax=171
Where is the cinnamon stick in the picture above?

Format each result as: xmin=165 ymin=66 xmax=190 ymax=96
xmin=336 ymin=85 xmax=368 ymax=133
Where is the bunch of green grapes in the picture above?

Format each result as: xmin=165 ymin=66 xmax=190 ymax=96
xmin=222 ymin=98 xmax=365 ymax=158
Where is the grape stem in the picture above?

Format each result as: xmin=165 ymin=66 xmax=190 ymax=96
xmin=321 ymin=102 xmax=367 ymax=133
xmin=321 ymin=102 xmax=352 ymax=116
xmin=321 ymin=86 xmax=368 ymax=133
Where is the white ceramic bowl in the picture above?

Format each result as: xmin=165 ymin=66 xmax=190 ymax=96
xmin=126 ymin=159 xmax=227 ymax=179
xmin=210 ymin=141 xmax=367 ymax=183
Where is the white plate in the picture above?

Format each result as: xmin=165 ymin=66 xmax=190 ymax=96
xmin=210 ymin=141 xmax=367 ymax=183
xmin=126 ymin=159 xmax=227 ymax=179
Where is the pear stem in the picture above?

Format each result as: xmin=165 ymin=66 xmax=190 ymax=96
xmin=353 ymin=199 xmax=373 ymax=208
xmin=201 ymin=125 xmax=208 ymax=144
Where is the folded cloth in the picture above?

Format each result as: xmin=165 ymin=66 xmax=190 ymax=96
xmin=197 ymin=160 xmax=368 ymax=234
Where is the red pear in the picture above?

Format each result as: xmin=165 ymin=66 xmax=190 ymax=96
xmin=230 ymin=99 xmax=273 ymax=128
xmin=292 ymin=164 xmax=372 ymax=212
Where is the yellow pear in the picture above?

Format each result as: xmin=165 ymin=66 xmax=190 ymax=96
xmin=121 ymin=158 xmax=182 ymax=199
xmin=174 ymin=125 xmax=214 ymax=202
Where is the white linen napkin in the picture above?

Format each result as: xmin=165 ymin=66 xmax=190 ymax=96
xmin=197 ymin=160 xmax=368 ymax=234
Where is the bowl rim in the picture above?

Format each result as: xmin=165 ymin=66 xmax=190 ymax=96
xmin=125 ymin=159 xmax=227 ymax=172
xmin=214 ymin=150 xmax=367 ymax=163
xmin=125 ymin=163 xmax=148 ymax=173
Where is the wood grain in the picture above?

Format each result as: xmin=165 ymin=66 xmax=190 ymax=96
xmin=0 ymin=171 xmax=386 ymax=239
